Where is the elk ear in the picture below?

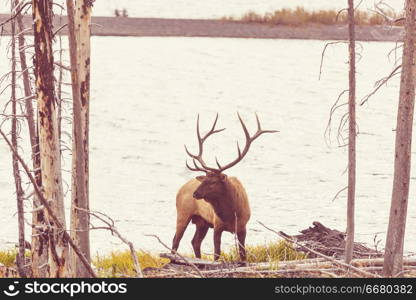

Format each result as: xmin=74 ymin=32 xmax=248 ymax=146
xmin=219 ymin=173 xmax=227 ymax=182
xmin=196 ymin=176 xmax=206 ymax=182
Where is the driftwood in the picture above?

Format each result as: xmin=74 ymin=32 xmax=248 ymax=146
xmin=258 ymin=221 xmax=380 ymax=277
xmin=155 ymin=254 xmax=416 ymax=278
xmin=154 ymin=222 xmax=415 ymax=278
xmin=159 ymin=253 xmax=416 ymax=273
xmin=0 ymin=264 xmax=18 ymax=278
xmin=148 ymin=235 xmax=204 ymax=277
xmin=160 ymin=253 xmax=241 ymax=270
xmin=200 ymin=266 xmax=416 ymax=278
xmin=282 ymin=221 xmax=382 ymax=259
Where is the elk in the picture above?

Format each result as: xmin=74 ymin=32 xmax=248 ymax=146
xmin=172 ymin=113 xmax=277 ymax=261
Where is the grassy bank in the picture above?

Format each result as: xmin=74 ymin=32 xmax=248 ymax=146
xmin=222 ymin=7 xmax=401 ymax=27
xmin=0 ymin=14 xmax=404 ymax=41
xmin=1 ymin=240 xmax=305 ymax=277
xmin=93 ymin=240 xmax=305 ymax=277
xmin=94 ymin=251 xmax=170 ymax=277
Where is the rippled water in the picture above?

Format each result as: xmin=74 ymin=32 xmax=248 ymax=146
xmin=1 ymin=36 xmax=415 ymax=256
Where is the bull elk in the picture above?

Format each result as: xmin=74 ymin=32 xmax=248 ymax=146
xmin=172 ymin=113 xmax=277 ymax=261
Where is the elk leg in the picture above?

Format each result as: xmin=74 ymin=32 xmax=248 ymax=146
xmin=191 ymin=221 xmax=209 ymax=258
xmin=237 ymin=229 xmax=247 ymax=261
xmin=213 ymin=228 xmax=223 ymax=261
xmin=172 ymin=216 xmax=191 ymax=253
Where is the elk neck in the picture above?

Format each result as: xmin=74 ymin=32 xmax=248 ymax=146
xmin=207 ymin=179 xmax=237 ymax=224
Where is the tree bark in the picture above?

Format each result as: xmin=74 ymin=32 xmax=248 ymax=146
xmin=345 ymin=0 xmax=356 ymax=264
xmin=383 ymin=0 xmax=416 ymax=277
xmin=10 ymin=3 xmax=26 ymax=277
xmin=15 ymin=0 xmax=49 ymax=277
xmin=67 ymin=0 xmax=92 ymax=277
xmin=32 ymin=0 xmax=69 ymax=277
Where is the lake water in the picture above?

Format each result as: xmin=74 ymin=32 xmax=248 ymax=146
xmin=1 ymin=36 xmax=415 ymax=257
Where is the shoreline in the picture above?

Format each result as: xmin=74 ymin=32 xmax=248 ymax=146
xmin=0 ymin=14 xmax=404 ymax=41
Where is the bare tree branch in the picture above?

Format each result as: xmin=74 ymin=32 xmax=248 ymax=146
xmin=145 ymin=234 xmax=204 ymax=278
xmin=0 ymin=129 xmax=97 ymax=278
xmin=75 ymin=207 xmax=144 ymax=278
xmin=360 ymin=65 xmax=401 ymax=106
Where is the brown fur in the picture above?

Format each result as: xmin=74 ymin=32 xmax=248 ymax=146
xmin=172 ymin=173 xmax=250 ymax=261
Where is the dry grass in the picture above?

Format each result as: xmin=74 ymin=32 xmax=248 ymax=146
xmin=93 ymin=250 xmax=170 ymax=277
xmin=0 ymin=249 xmax=31 ymax=268
xmin=201 ymin=240 xmax=306 ymax=264
xmin=2 ymin=246 xmax=415 ymax=278
xmin=92 ymin=240 xmax=305 ymax=277
xmin=222 ymin=7 xmax=400 ymax=27
xmin=0 ymin=250 xmax=18 ymax=267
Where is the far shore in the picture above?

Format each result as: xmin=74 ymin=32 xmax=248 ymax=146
xmin=0 ymin=14 xmax=404 ymax=42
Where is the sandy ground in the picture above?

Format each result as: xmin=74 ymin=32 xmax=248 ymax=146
xmin=0 ymin=14 xmax=404 ymax=41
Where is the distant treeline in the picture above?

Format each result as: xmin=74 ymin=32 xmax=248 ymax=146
xmin=222 ymin=7 xmax=402 ymax=27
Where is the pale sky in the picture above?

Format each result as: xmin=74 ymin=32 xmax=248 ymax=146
xmin=0 ymin=0 xmax=405 ymax=18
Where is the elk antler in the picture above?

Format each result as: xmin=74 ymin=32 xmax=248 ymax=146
xmin=215 ymin=113 xmax=278 ymax=173
xmin=185 ymin=113 xmax=225 ymax=173
xmin=185 ymin=113 xmax=278 ymax=174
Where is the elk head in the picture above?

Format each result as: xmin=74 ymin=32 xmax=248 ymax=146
xmin=185 ymin=113 xmax=278 ymax=202
xmin=193 ymin=173 xmax=228 ymax=201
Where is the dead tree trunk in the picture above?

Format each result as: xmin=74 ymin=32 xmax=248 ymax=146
xmin=15 ymin=0 xmax=49 ymax=277
xmin=32 ymin=0 xmax=69 ymax=277
xmin=67 ymin=0 xmax=92 ymax=277
xmin=57 ymin=35 xmax=64 ymax=141
xmin=383 ymin=0 xmax=416 ymax=277
xmin=10 ymin=3 xmax=26 ymax=277
xmin=345 ymin=0 xmax=356 ymax=264
xmin=15 ymin=0 xmax=37 ymax=148
xmin=0 ymin=129 xmax=97 ymax=278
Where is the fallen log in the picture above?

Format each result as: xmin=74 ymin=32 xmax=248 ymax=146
xmin=200 ymin=266 xmax=416 ymax=278
xmin=160 ymin=253 xmax=236 ymax=270
xmin=202 ymin=268 xmax=341 ymax=278
xmin=255 ymin=258 xmax=416 ymax=271
xmin=267 ymin=257 xmax=327 ymax=266
xmin=351 ymin=257 xmax=416 ymax=267
xmin=158 ymin=253 xmax=416 ymax=278
xmin=273 ymin=257 xmax=416 ymax=270
xmin=160 ymin=253 xmax=416 ymax=273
